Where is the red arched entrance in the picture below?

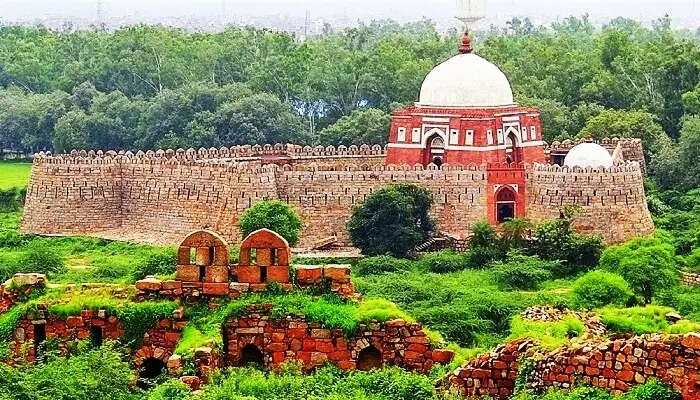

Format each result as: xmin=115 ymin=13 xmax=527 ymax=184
xmin=495 ymin=186 xmax=517 ymax=223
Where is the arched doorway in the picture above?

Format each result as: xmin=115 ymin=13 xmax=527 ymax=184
xmin=427 ymin=135 xmax=445 ymax=167
xmin=239 ymin=344 xmax=264 ymax=368
xmin=496 ymin=186 xmax=517 ymax=223
xmin=505 ymin=132 xmax=522 ymax=164
xmin=357 ymin=345 xmax=383 ymax=371
xmin=137 ymin=357 xmax=166 ymax=389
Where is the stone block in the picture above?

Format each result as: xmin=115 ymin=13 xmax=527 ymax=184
xmin=266 ymin=266 xmax=290 ymax=283
xmin=136 ymin=277 xmax=162 ymax=291
xmin=431 ymin=349 xmax=455 ymax=364
xmin=229 ymin=283 xmax=250 ymax=293
xmin=177 ymin=246 xmax=191 ymax=265
xmin=256 ymin=248 xmax=272 ymax=267
xmin=203 ymin=283 xmax=229 ymax=296
xmin=323 ymin=266 xmax=351 ymax=283
xmin=295 ymin=266 xmax=323 ymax=284
xmin=237 ymin=265 xmax=262 ymax=284
xmin=205 ymin=265 xmax=229 ymax=283
xmin=213 ymin=246 xmax=229 ymax=266
xmin=162 ymin=280 xmax=182 ymax=290
xmin=196 ymin=247 xmax=212 ymax=266
xmin=277 ymin=248 xmax=291 ymax=266
xmin=177 ymin=265 xmax=201 ymax=282
xmin=12 ymin=273 xmax=46 ymax=288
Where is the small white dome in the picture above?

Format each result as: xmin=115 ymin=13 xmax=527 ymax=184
xmin=564 ymin=143 xmax=614 ymax=169
xmin=418 ymin=53 xmax=515 ymax=108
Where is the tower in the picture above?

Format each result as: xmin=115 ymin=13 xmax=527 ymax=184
xmin=455 ymin=0 xmax=487 ymax=28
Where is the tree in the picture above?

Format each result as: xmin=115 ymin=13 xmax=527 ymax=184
xmin=317 ymin=108 xmax=390 ymax=146
xmin=238 ymin=200 xmax=302 ymax=246
xmin=578 ymin=109 xmax=671 ymax=165
xmin=600 ymin=236 xmax=680 ymax=304
xmin=572 ymin=270 xmax=633 ymax=309
xmin=348 ymin=184 xmax=435 ymax=257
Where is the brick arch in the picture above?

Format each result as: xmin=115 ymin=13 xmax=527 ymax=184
xmin=132 ymin=345 xmax=172 ymax=369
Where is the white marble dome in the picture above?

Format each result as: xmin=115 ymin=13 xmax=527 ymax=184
xmin=418 ymin=53 xmax=515 ymax=108
xmin=563 ymin=143 xmax=614 ymax=169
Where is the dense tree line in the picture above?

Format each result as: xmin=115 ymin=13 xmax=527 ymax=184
xmin=0 ymin=17 xmax=699 ymax=189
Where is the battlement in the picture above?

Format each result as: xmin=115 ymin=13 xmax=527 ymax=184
xmin=545 ymin=137 xmax=642 ymax=153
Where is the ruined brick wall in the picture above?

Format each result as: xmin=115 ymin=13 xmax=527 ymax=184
xmin=448 ymin=334 xmax=700 ymax=400
xmin=526 ymin=162 xmax=654 ymax=243
xmin=22 ymin=156 xmax=123 ymax=236
xmin=681 ymin=270 xmax=700 ymax=286
xmin=223 ymin=308 xmax=454 ymax=372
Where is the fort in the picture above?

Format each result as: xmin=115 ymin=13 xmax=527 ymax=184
xmin=20 ymin=32 xmax=654 ymax=247
xmin=21 ymin=137 xmax=653 ymax=248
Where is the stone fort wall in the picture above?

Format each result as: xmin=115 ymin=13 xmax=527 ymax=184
xmin=526 ymin=162 xmax=654 ymax=243
xmin=22 ymin=140 xmax=653 ymax=247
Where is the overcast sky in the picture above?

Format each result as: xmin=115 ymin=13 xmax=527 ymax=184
xmin=1 ymin=0 xmax=698 ymax=29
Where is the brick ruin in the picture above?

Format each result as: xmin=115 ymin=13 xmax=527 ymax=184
xmin=21 ymin=138 xmax=653 ymax=248
xmin=447 ymin=334 xmax=700 ymax=400
xmin=0 ymin=230 xmax=454 ymax=387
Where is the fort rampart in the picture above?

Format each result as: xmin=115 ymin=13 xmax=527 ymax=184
xmin=22 ymin=140 xmax=653 ymax=247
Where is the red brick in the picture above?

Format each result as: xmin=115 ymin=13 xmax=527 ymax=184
xmin=203 ymin=283 xmax=229 ymax=296
xmin=302 ymin=339 xmax=316 ymax=351
xmin=295 ymin=266 xmax=323 ymax=284
xmin=266 ymin=266 xmax=290 ymax=283
xmin=176 ymin=265 xmax=200 ymax=282
xmin=205 ymin=265 xmax=229 ymax=283
xmin=328 ymin=351 xmax=351 ymax=361
xmin=236 ymin=265 xmax=262 ymax=284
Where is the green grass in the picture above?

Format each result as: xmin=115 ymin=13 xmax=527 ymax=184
xmin=598 ymin=305 xmax=700 ymax=335
xmin=0 ymin=161 xmax=31 ymax=189
xmin=507 ymin=315 xmax=586 ymax=350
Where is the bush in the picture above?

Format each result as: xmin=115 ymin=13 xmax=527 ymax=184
xmin=532 ymin=218 xmax=603 ymax=276
xmin=466 ymin=221 xmax=502 ymax=267
xmin=625 ymin=380 xmax=681 ymax=400
xmin=572 ymin=270 xmax=634 ymax=309
xmin=132 ymin=249 xmax=176 ymax=280
xmin=148 ymin=379 xmax=193 ymax=400
xmin=600 ymin=236 xmax=680 ymax=303
xmin=417 ymin=250 xmax=469 ymax=273
xmin=239 ymin=200 xmax=303 ymax=246
xmin=353 ymin=255 xmax=413 ymax=276
xmin=348 ymin=184 xmax=435 ymax=257
xmin=492 ymin=252 xmax=556 ymax=290
xmin=508 ymin=315 xmax=585 ymax=350
xmin=0 ymin=231 xmax=31 ymax=248
xmin=17 ymin=246 xmax=66 ymax=276
xmin=0 ymin=188 xmax=20 ymax=211
xmin=685 ymin=248 xmax=700 ymax=272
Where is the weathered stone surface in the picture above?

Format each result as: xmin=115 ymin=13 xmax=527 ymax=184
xmin=136 ymin=277 xmax=162 ymax=291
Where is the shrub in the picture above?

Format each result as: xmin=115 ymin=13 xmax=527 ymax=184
xmin=492 ymin=252 xmax=556 ymax=290
xmin=348 ymin=184 xmax=435 ymax=257
xmin=417 ymin=250 xmax=469 ymax=273
xmin=17 ymin=246 xmax=66 ymax=276
xmin=508 ymin=315 xmax=585 ymax=350
xmin=625 ymin=380 xmax=681 ymax=400
xmin=532 ymin=218 xmax=603 ymax=276
xmin=685 ymin=248 xmax=700 ymax=272
xmin=239 ymin=200 xmax=302 ymax=246
xmin=132 ymin=249 xmax=176 ymax=280
xmin=0 ymin=188 xmax=20 ymax=211
xmin=0 ymin=231 xmax=30 ymax=248
xmin=600 ymin=237 xmax=680 ymax=303
xmin=148 ymin=379 xmax=193 ymax=400
xmin=572 ymin=270 xmax=633 ymax=309
xmin=466 ymin=221 xmax=501 ymax=267
xmin=353 ymin=255 xmax=413 ymax=276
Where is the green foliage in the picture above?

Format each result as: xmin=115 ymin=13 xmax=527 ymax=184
xmin=132 ymin=248 xmax=176 ymax=280
xmin=625 ymin=380 xmax=682 ymax=400
xmin=353 ymin=255 xmax=413 ymax=276
xmin=572 ymin=270 xmax=634 ymax=309
xmin=492 ymin=253 xmax=557 ymax=290
xmin=348 ymin=184 xmax=435 ymax=257
xmin=17 ymin=245 xmax=66 ymax=276
xmin=0 ymin=162 xmax=31 ymax=190
xmin=238 ymin=200 xmax=302 ymax=246
xmin=417 ymin=250 xmax=470 ymax=274
xmin=598 ymin=305 xmax=700 ymax=335
xmin=317 ymin=108 xmax=391 ymax=146
xmin=508 ymin=315 xmax=585 ymax=350
xmin=600 ymin=236 xmax=680 ymax=303
xmin=685 ymin=247 xmax=700 ymax=273
xmin=464 ymin=221 xmax=502 ymax=268
xmin=200 ymin=365 xmax=437 ymax=400
xmin=531 ymin=218 xmax=603 ymax=277
xmin=0 ymin=345 xmax=139 ymax=400
xmin=148 ymin=379 xmax=193 ymax=400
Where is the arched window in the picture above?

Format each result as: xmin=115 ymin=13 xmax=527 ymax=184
xmin=496 ymin=186 xmax=517 ymax=223
xmin=137 ymin=357 xmax=166 ymax=389
xmin=428 ymin=135 xmax=445 ymax=167
xmin=505 ymin=132 xmax=522 ymax=164
xmin=239 ymin=344 xmax=264 ymax=368
xmin=357 ymin=345 xmax=383 ymax=371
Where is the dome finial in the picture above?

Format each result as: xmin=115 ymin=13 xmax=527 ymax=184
xmin=459 ymin=31 xmax=473 ymax=54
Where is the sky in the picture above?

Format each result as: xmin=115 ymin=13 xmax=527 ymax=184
xmin=0 ymin=0 xmax=698 ymax=30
